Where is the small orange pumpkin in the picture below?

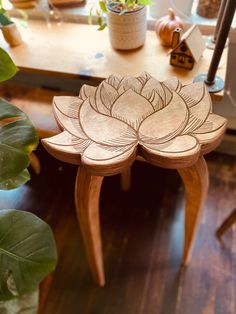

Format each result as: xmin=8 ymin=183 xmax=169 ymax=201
xmin=155 ymin=8 xmax=183 ymax=47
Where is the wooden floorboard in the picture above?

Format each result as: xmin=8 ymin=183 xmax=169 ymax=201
xmin=1 ymin=146 xmax=236 ymax=314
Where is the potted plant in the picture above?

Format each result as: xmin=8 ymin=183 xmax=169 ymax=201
xmin=91 ymin=0 xmax=151 ymax=50
xmin=0 ymin=1 xmax=22 ymax=47
xmin=197 ymin=0 xmax=220 ymax=19
xmin=0 ymin=48 xmax=57 ymax=313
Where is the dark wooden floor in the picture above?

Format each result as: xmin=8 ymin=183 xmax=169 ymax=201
xmin=1 ymin=146 xmax=236 ymax=314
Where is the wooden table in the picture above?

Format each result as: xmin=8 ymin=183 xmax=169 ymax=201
xmin=42 ymin=73 xmax=227 ymax=286
xmin=0 ymin=19 xmax=228 ymax=100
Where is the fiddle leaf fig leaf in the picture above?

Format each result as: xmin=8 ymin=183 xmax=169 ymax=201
xmin=0 ymin=209 xmax=57 ymax=300
xmin=0 ymin=48 xmax=18 ymax=82
xmin=0 ymin=98 xmax=38 ymax=187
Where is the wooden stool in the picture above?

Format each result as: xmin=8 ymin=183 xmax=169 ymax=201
xmin=42 ymin=73 xmax=227 ymax=286
xmin=216 ymin=208 xmax=236 ymax=238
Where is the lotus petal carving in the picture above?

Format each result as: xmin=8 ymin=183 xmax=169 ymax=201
xmin=42 ymin=73 xmax=227 ymax=175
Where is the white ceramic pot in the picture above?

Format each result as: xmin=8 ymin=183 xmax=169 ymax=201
xmin=107 ymin=6 xmax=147 ymax=50
xmin=150 ymin=0 xmax=194 ymax=19
xmin=1 ymin=23 xmax=22 ymax=47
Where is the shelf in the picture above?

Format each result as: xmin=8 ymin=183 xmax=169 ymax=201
xmin=0 ymin=19 xmax=229 ymax=101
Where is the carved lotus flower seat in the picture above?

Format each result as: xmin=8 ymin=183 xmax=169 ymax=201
xmin=42 ymin=73 xmax=227 ymax=286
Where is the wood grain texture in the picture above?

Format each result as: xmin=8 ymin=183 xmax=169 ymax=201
xmin=9 ymin=0 xmax=37 ymax=9
xmin=178 ymin=155 xmax=209 ymax=265
xmin=74 ymin=166 xmax=105 ymax=286
xmin=0 ymin=83 xmax=76 ymax=138
xmin=50 ymin=0 xmax=84 ymax=7
xmin=216 ymin=208 xmax=236 ymax=238
xmin=29 ymin=152 xmax=41 ymax=174
xmin=181 ymin=25 xmax=206 ymax=63
xmin=42 ymin=73 xmax=227 ymax=175
xmin=120 ymin=167 xmax=131 ymax=191
xmin=0 ymin=19 xmax=228 ymax=99
xmin=1 ymin=148 xmax=236 ymax=314
xmin=170 ymin=25 xmax=206 ymax=70
xmin=41 ymin=73 xmax=227 ymax=286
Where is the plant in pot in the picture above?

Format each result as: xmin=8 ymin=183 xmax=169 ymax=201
xmin=0 ymin=48 xmax=57 ymax=313
xmin=91 ymin=0 xmax=151 ymax=50
xmin=0 ymin=0 xmax=22 ymax=47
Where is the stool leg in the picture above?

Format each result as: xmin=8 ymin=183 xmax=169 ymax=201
xmin=29 ymin=152 xmax=41 ymax=174
xmin=120 ymin=167 xmax=131 ymax=191
xmin=74 ymin=166 xmax=105 ymax=286
xmin=178 ymin=156 xmax=209 ymax=266
xmin=216 ymin=208 xmax=236 ymax=238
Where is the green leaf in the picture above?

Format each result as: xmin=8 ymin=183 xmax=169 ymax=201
xmin=88 ymin=7 xmax=93 ymax=25
xmin=127 ymin=0 xmax=135 ymax=6
xmin=0 ymin=169 xmax=30 ymax=190
xmin=0 ymin=12 xmax=12 ymax=26
xmin=0 ymin=119 xmax=38 ymax=153
xmin=0 ymin=143 xmax=29 ymax=183
xmin=137 ymin=0 xmax=152 ymax=5
xmin=0 ymin=48 xmax=18 ymax=83
xmin=0 ymin=98 xmax=25 ymax=120
xmin=0 ymin=98 xmax=38 ymax=186
xmin=99 ymin=1 xmax=107 ymax=13
xmin=0 ymin=209 xmax=57 ymax=300
xmin=98 ymin=23 xmax=107 ymax=31
xmin=97 ymin=16 xmax=102 ymax=26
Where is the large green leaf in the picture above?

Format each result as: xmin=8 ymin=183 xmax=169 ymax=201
xmin=0 ymin=98 xmax=25 ymax=120
xmin=0 ymin=119 xmax=37 ymax=153
xmin=0 ymin=209 xmax=57 ymax=300
xmin=0 ymin=48 xmax=18 ymax=82
xmin=0 ymin=288 xmax=38 ymax=313
xmin=0 ymin=169 xmax=30 ymax=190
xmin=0 ymin=143 xmax=29 ymax=182
xmin=0 ymin=99 xmax=38 ymax=186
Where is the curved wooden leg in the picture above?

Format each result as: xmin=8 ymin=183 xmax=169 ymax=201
xmin=29 ymin=152 xmax=41 ymax=174
xmin=178 ymin=156 xmax=209 ymax=266
xmin=74 ymin=166 xmax=105 ymax=286
xmin=216 ymin=208 xmax=236 ymax=238
xmin=120 ymin=167 xmax=131 ymax=191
